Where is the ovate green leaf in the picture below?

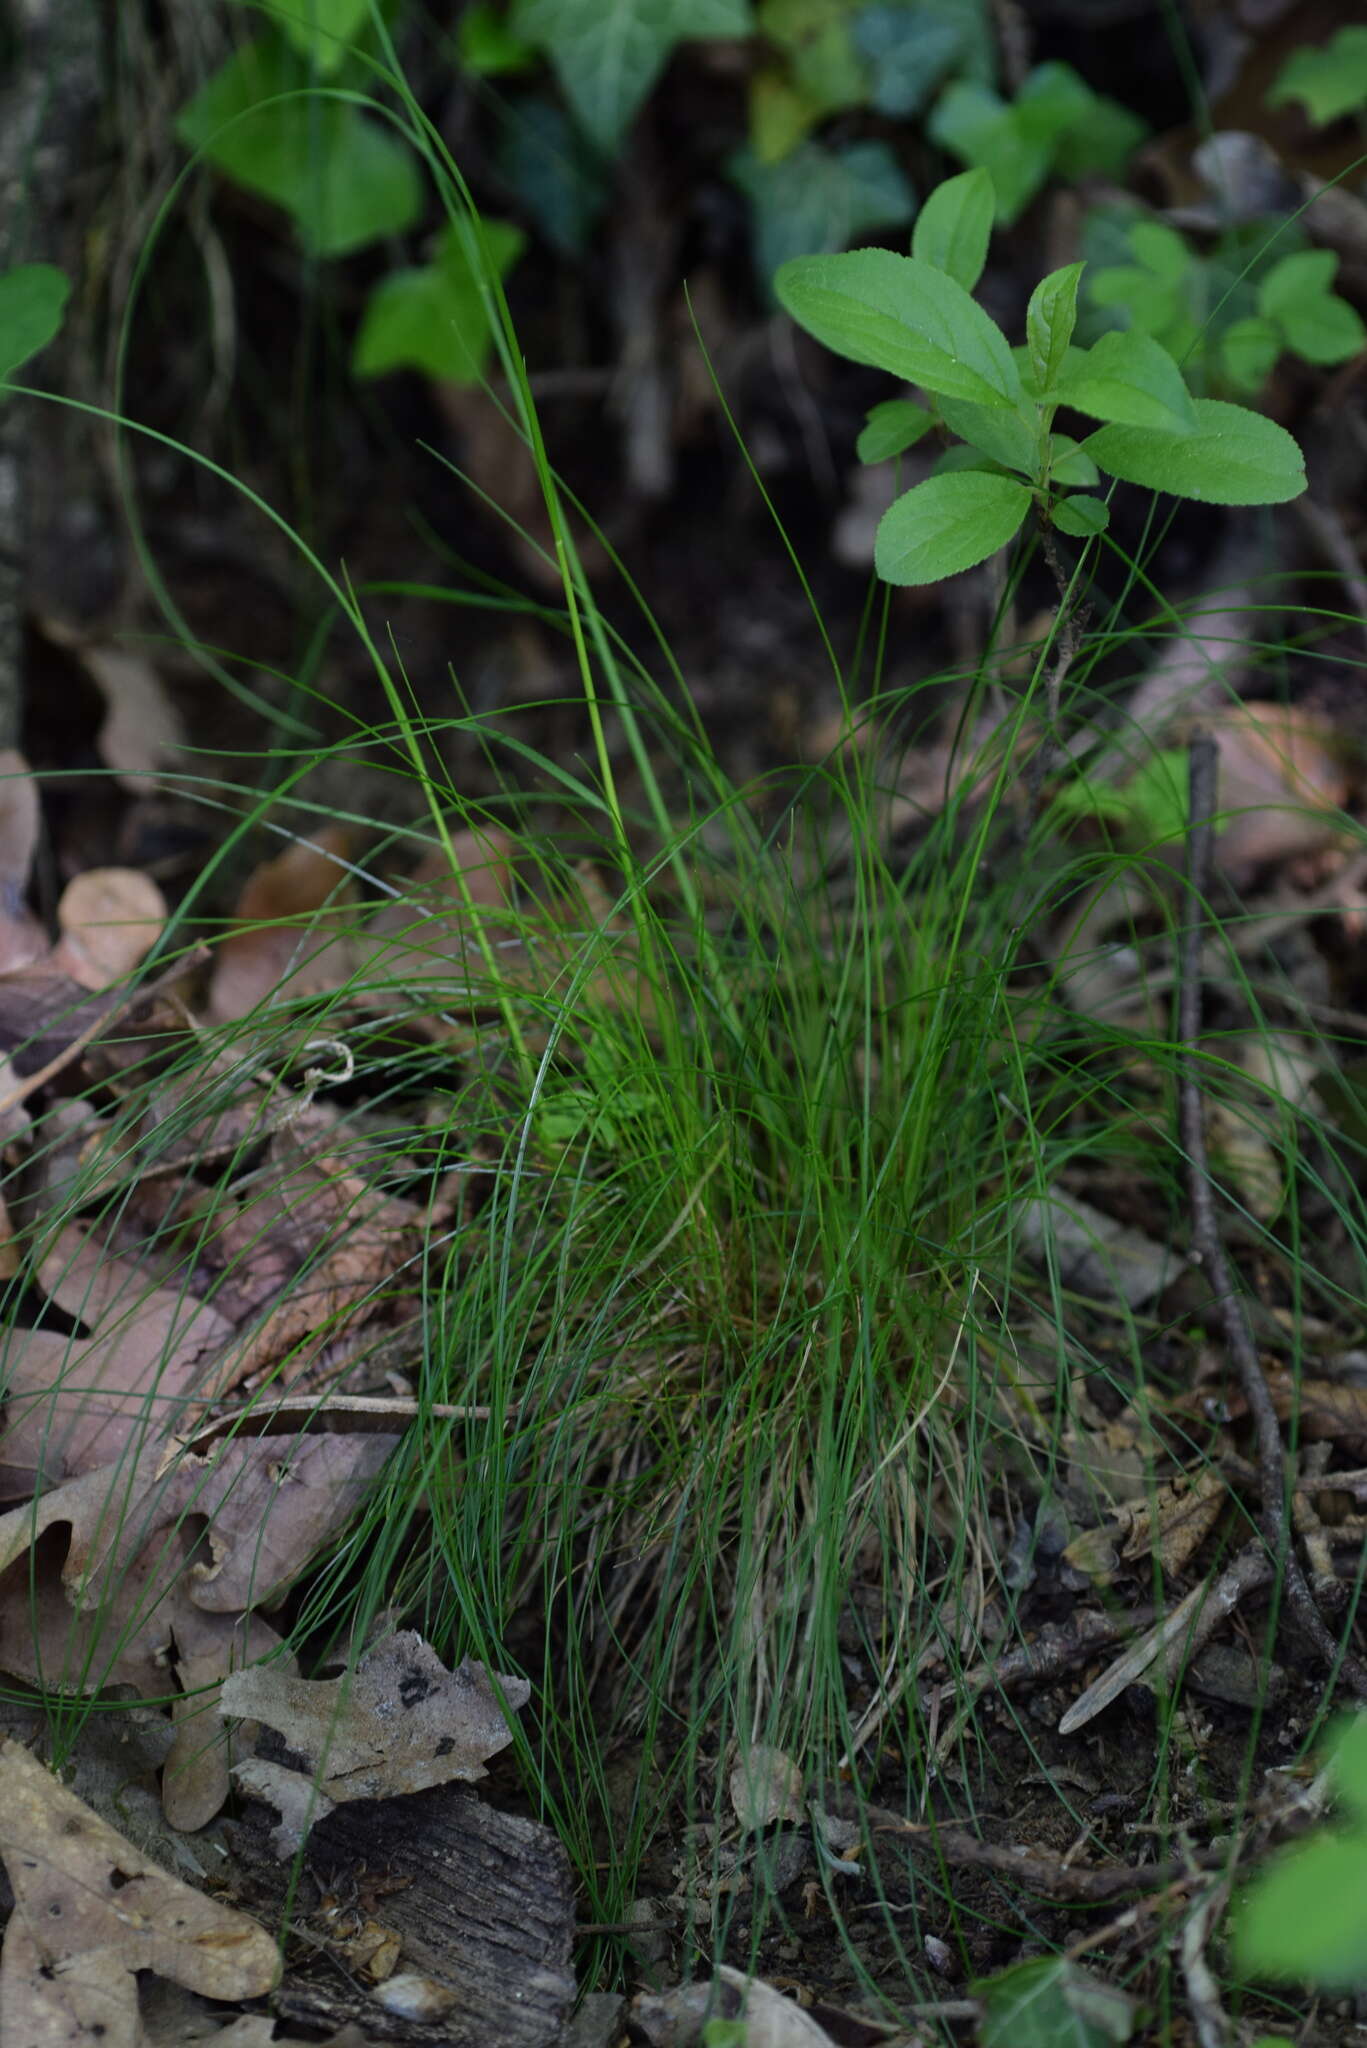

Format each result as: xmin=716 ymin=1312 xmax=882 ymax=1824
xmin=910 ymin=166 xmax=994 ymax=291
xmin=733 ymin=142 xmax=915 ymax=297
xmin=856 ymin=397 xmax=933 ymax=462
xmin=352 ymin=220 xmax=525 ymax=383
xmin=0 ymin=265 xmax=69 ymax=383
xmin=1052 ymin=494 xmax=1107 ymax=536
xmin=1083 ymin=397 xmax=1305 ymax=505
xmin=938 ymin=395 xmax=1037 ymax=475
xmin=1050 ymin=329 xmax=1196 ymax=432
xmin=874 ymin=470 xmax=1030 ymax=584
xmin=511 ymin=0 xmax=752 ymax=151
xmin=775 ymin=245 xmax=1020 ymax=405
xmin=1278 ymin=291 xmax=1366 ymax=367
xmin=1027 ymin=260 xmax=1084 ymax=395
xmin=1045 ymin=434 xmax=1098 ymax=486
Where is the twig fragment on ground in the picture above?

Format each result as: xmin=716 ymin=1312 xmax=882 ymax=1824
xmin=1178 ymin=730 xmax=1367 ymax=1700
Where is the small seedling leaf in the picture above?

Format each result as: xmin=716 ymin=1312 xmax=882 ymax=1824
xmin=976 ymin=1955 xmax=1137 ymax=2048
xmin=734 ymin=141 xmax=916 ymax=297
xmin=1050 ymin=329 xmax=1196 ymax=433
xmin=775 ymin=245 xmax=1021 ymax=406
xmin=874 ymin=471 xmax=1030 ymax=585
xmin=1083 ymin=397 xmax=1306 ymax=504
xmin=511 ymin=0 xmax=752 ymax=151
xmin=353 ymin=219 xmax=525 ymax=384
xmin=0 ymin=264 xmax=69 ymax=384
xmin=1051 ymin=494 xmax=1108 ymax=536
xmin=1046 ymin=434 xmax=1099 ymax=486
xmin=856 ymin=397 xmax=933 ymax=462
xmin=910 ymin=166 xmax=994 ymax=290
xmin=1267 ymin=26 xmax=1367 ymax=128
xmin=1027 ymin=260 xmax=1085 ymax=394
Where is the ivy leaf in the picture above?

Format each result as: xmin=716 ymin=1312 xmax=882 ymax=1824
xmin=231 ymin=0 xmax=369 ymax=72
xmin=0 ymin=265 xmax=69 ymax=384
xmin=911 ymin=166 xmax=994 ymax=291
xmin=496 ymin=98 xmax=609 ymax=256
xmin=734 ymin=144 xmax=916 ymax=301
xmin=874 ymin=471 xmax=1031 ymax=584
xmin=851 ymin=6 xmax=962 ymax=117
xmin=458 ymin=1 xmax=540 ymax=75
xmin=511 ymin=0 xmax=752 ymax=151
xmin=928 ymin=81 xmax=1051 ymax=226
xmin=1267 ymin=25 xmax=1367 ymax=128
xmin=1049 ymin=330 xmax=1196 ymax=433
xmin=352 ymin=220 xmax=525 ymax=383
xmin=1026 ymin=260 xmax=1084 ymax=396
xmin=1083 ymin=397 xmax=1306 ymax=505
xmin=976 ymin=1956 xmax=1137 ymax=2048
xmin=775 ymin=245 xmax=1021 ymax=406
xmin=178 ymin=38 xmax=421 ymax=256
xmin=856 ymin=397 xmax=934 ymax=461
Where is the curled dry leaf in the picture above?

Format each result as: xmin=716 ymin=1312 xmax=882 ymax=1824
xmin=0 ymin=1737 xmax=278 ymax=2047
xmin=51 ymin=867 xmax=168 ymax=990
xmin=208 ymin=827 xmax=356 ymax=1021
xmin=729 ymin=1745 xmax=805 ymax=1832
xmin=223 ymin=1630 xmax=530 ymax=1852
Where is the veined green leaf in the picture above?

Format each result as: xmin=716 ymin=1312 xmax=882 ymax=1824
xmin=1084 ymin=397 xmax=1305 ymax=505
xmin=856 ymin=397 xmax=933 ymax=462
xmin=1051 ymin=494 xmax=1107 ymax=537
xmin=874 ymin=470 xmax=1030 ymax=584
xmin=1027 ymin=261 xmax=1084 ymax=396
xmin=938 ymin=394 xmax=1037 ymax=475
xmin=775 ymin=245 xmax=1021 ymax=406
xmin=1050 ymin=329 xmax=1195 ymax=433
xmin=976 ymin=1956 xmax=1138 ymax=2048
xmin=910 ymin=167 xmax=994 ymax=291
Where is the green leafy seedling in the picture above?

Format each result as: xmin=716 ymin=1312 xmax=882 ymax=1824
xmin=929 ymin=61 xmax=1145 ymax=225
xmin=0 ymin=265 xmax=69 ymax=388
xmin=776 ymin=170 xmax=1306 ymax=586
xmin=1233 ymin=1715 xmax=1367 ymax=1993
xmin=1088 ymin=215 xmax=1365 ymax=396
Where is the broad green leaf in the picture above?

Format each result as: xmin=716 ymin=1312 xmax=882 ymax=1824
xmin=977 ymin=1956 xmax=1137 ymax=2048
xmin=852 ymin=7 xmax=962 ymax=117
xmin=1027 ymin=261 xmax=1084 ymax=395
xmin=1277 ymin=290 xmax=1366 ymax=367
xmin=928 ymin=81 xmax=1051 ymax=225
xmin=1046 ymin=434 xmax=1099 ymax=487
xmin=1083 ymin=397 xmax=1306 ymax=505
xmin=733 ymin=143 xmax=915 ymax=299
xmin=928 ymin=443 xmax=1000 ymax=476
xmin=497 ymin=99 xmax=609 ymax=256
xmin=1234 ymin=1830 xmax=1367 ymax=1989
xmin=1267 ymin=26 xmax=1367 ymax=128
xmin=0 ymin=265 xmax=69 ymax=383
xmin=938 ymin=394 xmax=1037 ymax=475
xmin=352 ymin=220 xmax=525 ymax=383
xmin=874 ymin=470 xmax=1030 ymax=584
xmin=1259 ymin=249 xmax=1339 ymax=321
xmin=232 ymin=0 xmax=367 ymax=71
xmin=1051 ymin=494 xmax=1108 ymax=537
xmin=856 ymin=397 xmax=933 ymax=461
xmin=1050 ymin=330 xmax=1196 ymax=433
xmin=178 ymin=40 xmax=422 ymax=256
xmin=511 ymin=0 xmax=752 ymax=151
xmin=775 ymin=245 xmax=1021 ymax=405
xmin=910 ymin=166 xmax=994 ymax=291
xmin=1219 ymin=315 xmax=1280 ymax=392
xmin=458 ymin=0 xmax=540 ymax=74
xmin=1332 ymin=1714 xmax=1367 ymax=1821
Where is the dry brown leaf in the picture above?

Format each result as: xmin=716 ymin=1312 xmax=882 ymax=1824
xmin=0 ymin=1737 xmax=278 ymax=2046
xmin=51 ymin=868 xmax=168 ymax=990
xmin=208 ymin=828 xmax=356 ymax=1021
xmin=729 ymin=1745 xmax=805 ymax=1831
xmin=223 ymin=1631 xmax=529 ymax=1851
xmin=40 ymin=631 xmax=188 ymax=792
xmin=0 ymin=748 xmax=45 ymax=973
xmin=1208 ymin=700 xmax=1351 ymax=884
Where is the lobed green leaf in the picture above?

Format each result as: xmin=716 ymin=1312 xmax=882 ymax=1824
xmin=910 ymin=167 xmax=994 ymax=292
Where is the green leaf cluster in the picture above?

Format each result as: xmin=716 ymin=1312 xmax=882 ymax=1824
xmin=1234 ymin=1716 xmax=1367 ymax=1992
xmin=929 ymin=61 xmax=1146 ymax=225
xmin=1086 ymin=212 xmax=1365 ymax=396
xmin=775 ymin=169 xmax=1306 ymax=585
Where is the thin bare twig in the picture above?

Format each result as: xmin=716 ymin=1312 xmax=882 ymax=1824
xmin=1178 ymin=730 xmax=1367 ymax=1699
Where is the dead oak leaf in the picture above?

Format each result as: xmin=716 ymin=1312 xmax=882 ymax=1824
xmin=0 ymin=1737 xmax=278 ymax=2048
xmin=223 ymin=1631 xmax=529 ymax=1852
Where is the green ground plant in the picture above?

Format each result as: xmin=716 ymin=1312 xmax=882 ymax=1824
xmin=7 ymin=13 xmax=1367 ymax=2039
